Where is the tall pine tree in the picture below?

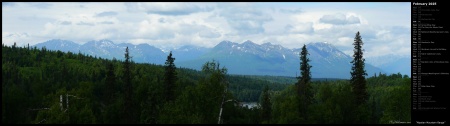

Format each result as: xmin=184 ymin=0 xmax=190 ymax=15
xmin=296 ymin=44 xmax=313 ymax=121
xmin=350 ymin=31 xmax=368 ymax=106
xmin=122 ymin=46 xmax=134 ymax=123
xmin=164 ymin=51 xmax=177 ymax=102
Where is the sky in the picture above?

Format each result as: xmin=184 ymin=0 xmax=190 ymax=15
xmin=2 ymin=2 xmax=411 ymax=57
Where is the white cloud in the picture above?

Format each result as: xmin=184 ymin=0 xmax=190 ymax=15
xmin=285 ymin=22 xmax=314 ymax=34
xmin=95 ymin=11 xmax=118 ymax=17
xmin=2 ymin=32 xmax=31 ymax=45
xmin=99 ymin=21 xmax=114 ymax=25
xmin=60 ymin=21 xmax=72 ymax=25
xmin=216 ymin=3 xmax=273 ymax=35
xmin=125 ymin=2 xmax=214 ymax=16
xmin=76 ymin=21 xmax=95 ymax=26
xmin=278 ymin=8 xmax=303 ymax=13
xmin=2 ymin=2 xmax=410 ymax=58
xmin=199 ymin=29 xmax=221 ymax=38
xmin=337 ymin=37 xmax=353 ymax=46
xmin=319 ymin=13 xmax=361 ymax=25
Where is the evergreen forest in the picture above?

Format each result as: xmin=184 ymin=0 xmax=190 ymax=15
xmin=2 ymin=32 xmax=410 ymax=124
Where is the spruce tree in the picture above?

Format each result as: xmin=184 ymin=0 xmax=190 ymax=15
xmin=122 ymin=46 xmax=133 ymax=123
xmin=350 ymin=31 xmax=368 ymax=106
xmin=296 ymin=44 xmax=313 ymax=121
xmin=164 ymin=51 xmax=177 ymax=102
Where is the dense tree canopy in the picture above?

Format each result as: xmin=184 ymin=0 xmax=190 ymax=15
xmin=2 ymin=40 xmax=410 ymax=124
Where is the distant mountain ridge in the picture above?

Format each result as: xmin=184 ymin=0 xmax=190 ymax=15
xmin=177 ymin=40 xmax=384 ymax=79
xmin=366 ymin=55 xmax=411 ymax=77
xmin=35 ymin=39 xmax=81 ymax=53
xmin=35 ymin=39 xmax=167 ymax=64
xmin=33 ymin=39 xmax=408 ymax=79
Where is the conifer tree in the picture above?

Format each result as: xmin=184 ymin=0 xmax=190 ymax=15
xmin=123 ymin=47 xmax=134 ymax=123
xmin=296 ymin=44 xmax=313 ymax=120
xmin=164 ymin=51 xmax=177 ymax=102
xmin=350 ymin=31 xmax=368 ymax=106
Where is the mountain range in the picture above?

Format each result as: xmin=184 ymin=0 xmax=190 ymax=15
xmin=34 ymin=39 xmax=410 ymax=79
xmin=366 ymin=55 xmax=411 ymax=77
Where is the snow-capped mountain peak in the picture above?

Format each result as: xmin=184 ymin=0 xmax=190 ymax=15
xmin=306 ymin=42 xmax=350 ymax=59
xmin=87 ymin=39 xmax=116 ymax=48
xmin=308 ymin=42 xmax=336 ymax=52
xmin=242 ymin=40 xmax=258 ymax=47
xmin=33 ymin=39 xmax=393 ymax=79
xmin=34 ymin=39 xmax=81 ymax=53
xmin=261 ymin=42 xmax=283 ymax=51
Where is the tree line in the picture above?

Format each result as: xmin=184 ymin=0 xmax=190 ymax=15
xmin=2 ymin=42 xmax=283 ymax=124
xmin=2 ymin=31 xmax=410 ymax=124
xmin=262 ymin=31 xmax=410 ymax=124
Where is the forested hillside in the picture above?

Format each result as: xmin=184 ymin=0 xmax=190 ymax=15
xmin=2 ymin=43 xmax=410 ymax=124
xmin=2 ymin=43 xmax=285 ymax=124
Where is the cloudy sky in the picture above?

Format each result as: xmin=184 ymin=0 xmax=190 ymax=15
xmin=2 ymin=2 xmax=410 ymax=57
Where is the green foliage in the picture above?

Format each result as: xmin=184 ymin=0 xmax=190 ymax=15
xmin=198 ymin=60 xmax=228 ymax=123
xmin=33 ymin=82 xmax=96 ymax=124
xmin=227 ymin=75 xmax=288 ymax=102
xmin=2 ymin=43 xmax=410 ymax=124
xmin=272 ymin=74 xmax=411 ymax=124
xmin=157 ymin=60 xmax=232 ymax=124
xmin=379 ymin=77 xmax=411 ymax=124
xmin=259 ymin=85 xmax=272 ymax=124
xmin=239 ymin=75 xmax=297 ymax=84
xmin=271 ymin=85 xmax=302 ymax=124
